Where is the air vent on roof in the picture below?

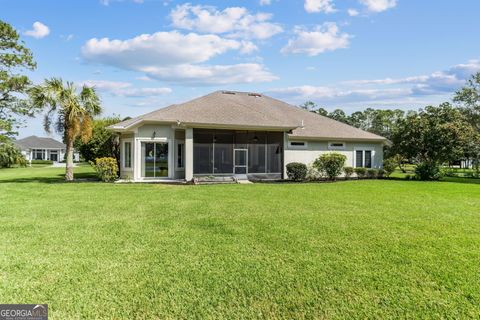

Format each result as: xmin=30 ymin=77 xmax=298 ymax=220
xmin=248 ymin=93 xmax=262 ymax=97
xmin=222 ymin=91 xmax=236 ymax=95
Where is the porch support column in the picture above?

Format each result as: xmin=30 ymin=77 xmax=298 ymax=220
xmin=185 ymin=127 xmax=194 ymax=182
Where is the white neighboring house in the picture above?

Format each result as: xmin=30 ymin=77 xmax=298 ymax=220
xmin=108 ymin=91 xmax=388 ymax=182
xmin=14 ymin=135 xmax=80 ymax=163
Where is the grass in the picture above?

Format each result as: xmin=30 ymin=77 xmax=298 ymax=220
xmin=1 ymin=166 xmax=480 ymax=319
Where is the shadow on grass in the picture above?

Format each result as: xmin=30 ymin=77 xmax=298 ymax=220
xmin=386 ymin=176 xmax=480 ymax=185
xmin=0 ymin=172 xmax=99 ymax=184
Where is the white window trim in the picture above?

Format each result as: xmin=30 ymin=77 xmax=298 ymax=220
xmin=175 ymin=140 xmax=185 ymax=171
xmin=288 ymin=140 xmax=308 ymax=149
xmin=121 ymin=138 xmax=133 ymax=171
xmin=353 ymin=148 xmax=375 ymax=168
xmin=328 ymin=141 xmax=346 ymax=150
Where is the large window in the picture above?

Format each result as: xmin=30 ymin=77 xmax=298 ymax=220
xmin=124 ymin=142 xmax=132 ymax=168
xmin=193 ymin=129 xmax=283 ymax=175
xmin=177 ymin=142 xmax=184 ymax=169
xmin=355 ymin=150 xmax=373 ymax=168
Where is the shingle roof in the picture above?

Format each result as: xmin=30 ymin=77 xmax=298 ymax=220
xmin=110 ymin=91 xmax=386 ymax=141
xmin=14 ymin=136 xmax=65 ymax=150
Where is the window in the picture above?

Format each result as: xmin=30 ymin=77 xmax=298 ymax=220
xmin=288 ymin=141 xmax=307 ymax=149
xmin=355 ymin=150 xmax=373 ymax=168
xmin=124 ymin=142 xmax=132 ymax=168
xmin=328 ymin=142 xmax=346 ymax=150
xmin=177 ymin=142 xmax=185 ymax=169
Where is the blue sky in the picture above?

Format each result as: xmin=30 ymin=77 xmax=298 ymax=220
xmin=3 ymin=0 xmax=480 ymax=138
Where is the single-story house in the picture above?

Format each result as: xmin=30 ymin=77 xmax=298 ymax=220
xmin=108 ymin=91 xmax=387 ymax=182
xmin=14 ymin=135 xmax=80 ymax=163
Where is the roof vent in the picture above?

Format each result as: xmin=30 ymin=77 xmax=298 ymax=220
xmin=248 ymin=93 xmax=262 ymax=97
xmin=221 ymin=91 xmax=236 ymax=95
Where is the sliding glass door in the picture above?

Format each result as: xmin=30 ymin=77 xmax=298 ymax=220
xmin=141 ymin=142 xmax=168 ymax=178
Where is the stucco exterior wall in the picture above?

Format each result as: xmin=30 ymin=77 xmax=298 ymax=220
xmin=284 ymin=137 xmax=384 ymax=177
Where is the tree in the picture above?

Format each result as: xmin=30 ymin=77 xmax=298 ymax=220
xmin=454 ymin=72 xmax=480 ymax=131
xmin=390 ymin=103 xmax=474 ymax=180
xmin=29 ymin=78 xmax=102 ymax=181
xmin=328 ymin=109 xmax=349 ymax=124
xmin=0 ymin=142 xmax=26 ymax=168
xmin=74 ymin=116 xmax=121 ymax=162
xmin=0 ymin=20 xmax=37 ymax=142
xmin=299 ymin=101 xmax=317 ymax=111
xmin=314 ymin=107 xmax=328 ymax=117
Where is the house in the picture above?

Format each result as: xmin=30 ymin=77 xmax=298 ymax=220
xmin=14 ymin=135 xmax=80 ymax=163
xmin=108 ymin=91 xmax=387 ymax=181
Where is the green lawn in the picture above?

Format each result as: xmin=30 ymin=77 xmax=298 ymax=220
xmin=1 ymin=166 xmax=480 ymax=319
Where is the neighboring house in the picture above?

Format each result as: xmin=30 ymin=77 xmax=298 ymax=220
xmin=108 ymin=91 xmax=387 ymax=181
xmin=14 ymin=135 xmax=80 ymax=163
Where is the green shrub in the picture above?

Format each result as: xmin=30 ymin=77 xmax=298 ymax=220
xmin=286 ymin=162 xmax=307 ymax=181
xmin=31 ymin=159 xmax=53 ymax=165
xmin=382 ymin=158 xmax=397 ymax=177
xmin=405 ymin=174 xmax=412 ymax=180
xmin=313 ymin=153 xmax=347 ymax=181
xmin=367 ymin=169 xmax=378 ymax=179
xmin=0 ymin=143 xmax=26 ymax=168
xmin=343 ymin=166 xmax=354 ymax=179
xmin=354 ymin=167 xmax=367 ymax=179
xmin=415 ymin=162 xmax=442 ymax=180
xmin=91 ymin=157 xmax=118 ymax=182
xmin=377 ymin=168 xmax=385 ymax=178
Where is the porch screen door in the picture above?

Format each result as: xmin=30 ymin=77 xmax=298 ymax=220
xmin=234 ymin=149 xmax=247 ymax=174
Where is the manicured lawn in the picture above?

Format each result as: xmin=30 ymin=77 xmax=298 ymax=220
xmin=1 ymin=166 xmax=480 ymax=319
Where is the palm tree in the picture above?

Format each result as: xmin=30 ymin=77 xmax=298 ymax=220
xmin=29 ymin=78 xmax=101 ymax=181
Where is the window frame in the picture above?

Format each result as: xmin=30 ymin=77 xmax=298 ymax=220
xmin=175 ymin=140 xmax=185 ymax=171
xmin=288 ymin=140 xmax=307 ymax=149
xmin=328 ymin=141 xmax=346 ymax=150
xmin=122 ymin=139 xmax=133 ymax=170
xmin=354 ymin=149 xmax=374 ymax=168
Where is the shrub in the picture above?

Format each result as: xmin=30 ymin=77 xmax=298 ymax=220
xmin=313 ymin=153 xmax=347 ymax=181
xmin=343 ymin=166 xmax=354 ymax=179
xmin=91 ymin=157 xmax=118 ymax=182
xmin=405 ymin=174 xmax=412 ymax=180
xmin=367 ymin=169 xmax=378 ymax=179
xmin=354 ymin=167 xmax=367 ymax=179
xmin=0 ymin=143 xmax=26 ymax=168
xmin=306 ymin=164 xmax=322 ymax=181
xmin=383 ymin=158 xmax=397 ymax=177
xmin=377 ymin=168 xmax=385 ymax=178
xmin=415 ymin=162 xmax=442 ymax=180
xmin=286 ymin=162 xmax=307 ymax=181
xmin=31 ymin=159 xmax=53 ymax=165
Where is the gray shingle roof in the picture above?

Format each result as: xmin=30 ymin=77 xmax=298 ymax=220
xmin=110 ymin=91 xmax=386 ymax=141
xmin=14 ymin=136 xmax=65 ymax=150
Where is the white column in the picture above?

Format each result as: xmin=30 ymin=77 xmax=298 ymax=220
xmin=185 ymin=127 xmax=194 ymax=181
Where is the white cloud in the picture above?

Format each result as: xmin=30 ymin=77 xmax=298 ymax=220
xmin=81 ymin=31 xmax=276 ymax=85
xmin=304 ymin=0 xmax=336 ymax=13
xmin=170 ymin=3 xmax=283 ymax=40
xmin=347 ymin=8 xmax=359 ymax=16
xmin=259 ymin=0 xmax=271 ymax=5
xmin=359 ymin=0 xmax=397 ymax=12
xmin=80 ymin=80 xmax=172 ymax=97
xmin=24 ymin=21 xmax=50 ymax=39
xmin=139 ymin=63 xmax=277 ymax=85
xmin=281 ymin=23 xmax=351 ymax=56
xmin=267 ymin=59 xmax=480 ymax=107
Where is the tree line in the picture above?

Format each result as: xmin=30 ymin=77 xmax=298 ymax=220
xmin=300 ymin=74 xmax=480 ymax=180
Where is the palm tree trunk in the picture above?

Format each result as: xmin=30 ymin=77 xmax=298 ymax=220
xmin=65 ymin=138 xmax=74 ymax=181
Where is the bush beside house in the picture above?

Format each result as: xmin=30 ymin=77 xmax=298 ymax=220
xmin=313 ymin=153 xmax=347 ymax=181
xmin=91 ymin=157 xmax=118 ymax=182
xmin=286 ymin=162 xmax=307 ymax=181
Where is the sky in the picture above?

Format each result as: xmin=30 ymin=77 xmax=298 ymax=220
xmin=3 ymin=0 xmax=480 ymax=138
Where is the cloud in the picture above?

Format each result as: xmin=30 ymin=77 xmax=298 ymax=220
xmin=267 ymin=59 xmax=480 ymax=107
xmin=80 ymin=80 xmax=172 ymax=97
xmin=24 ymin=21 xmax=50 ymax=39
xmin=304 ymin=0 xmax=336 ymax=13
xmin=259 ymin=0 xmax=271 ymax=5
xmin=81 ymin=31 xmax=276 ymax=85
xmin=281 ymin=23 xmax=351 ymax=56
xmin=170 ymin=3 xmax=283 ymax=40
xmin=347 ymin=8 xmax=359 ymax=16
xmin=359 ymin=0 xmax=397 ymax=12
xmin=139 ymin=63 xmax=278 ymax=85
